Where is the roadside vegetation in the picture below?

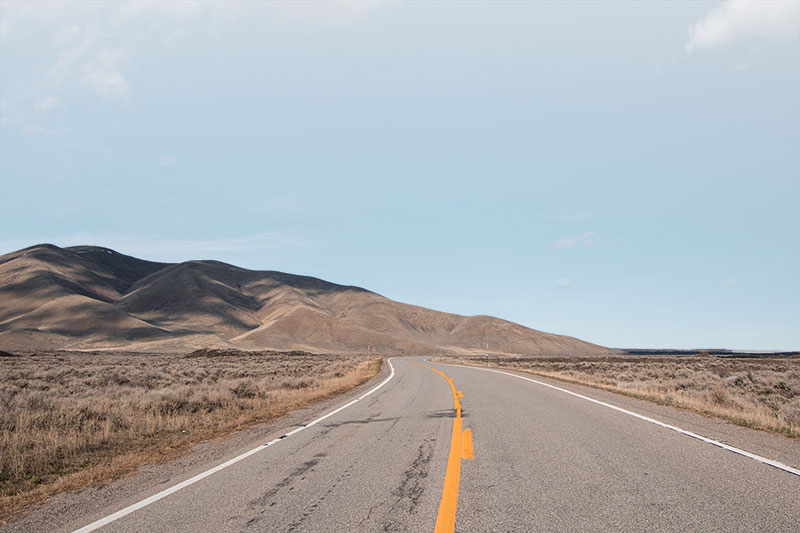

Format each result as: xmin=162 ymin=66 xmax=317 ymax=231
xmin=0 ymin=349 xmax=381 ymax=521
xmin=444 ymin=354 xmax=800 ymax=438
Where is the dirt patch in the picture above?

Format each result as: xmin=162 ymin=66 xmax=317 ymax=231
xmin=185 ymin=348 xmax=317 ymax=358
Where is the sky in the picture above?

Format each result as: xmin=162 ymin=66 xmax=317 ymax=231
xmin=1 ymin=1 xmax=798 ymax=351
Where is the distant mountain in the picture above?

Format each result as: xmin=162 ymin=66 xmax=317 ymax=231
xmin=0 ymin=244 xmax=615 ymax=356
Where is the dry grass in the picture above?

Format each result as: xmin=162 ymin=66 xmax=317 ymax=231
xmin=445 ymin=355 xmax=800 ymax=438
xmin=0 ymin=349 xmax=381 ymax=521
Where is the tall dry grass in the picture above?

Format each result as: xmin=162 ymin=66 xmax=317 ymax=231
xmin=0 ymin=350 xmax=380 ymax=520
xmin=447 ymin=355 xmax=800 ymax=437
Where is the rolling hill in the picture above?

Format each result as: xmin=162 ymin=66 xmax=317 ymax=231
xmin=0 ymin=244 xmax=615 ymax=356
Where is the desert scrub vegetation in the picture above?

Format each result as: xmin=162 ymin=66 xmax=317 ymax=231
xmin=446 ymin=355 xmax=800 ymax=437
xmin=0 ymin=350 xmax=381 ymax=520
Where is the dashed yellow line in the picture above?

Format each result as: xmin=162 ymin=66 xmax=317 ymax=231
xmin=461 ymin=429 xmax=474 ymax=460
xmin=412 ymin=362 xmax=474 ymax=533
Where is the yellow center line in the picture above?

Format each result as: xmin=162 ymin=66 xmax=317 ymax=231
xmin=412 ymin=362 xmax=474 ymax=533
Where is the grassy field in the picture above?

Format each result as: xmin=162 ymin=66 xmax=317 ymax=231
xmin=0 ymin=349 xmax=381 ymax=520
xmin=444 ymin=355 xmax=800 ymax=437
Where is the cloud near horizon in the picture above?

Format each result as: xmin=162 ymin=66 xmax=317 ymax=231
xmin=158 ymin=155 xmax=176 ymax=167
xmin=538 ymin=212 xmax=593 ymax=222
xmin=34 ymin=96 xmax=60 ymax=112
xmin=686 ymin=0 xmax=800 ymax=53
xmin=0 ymin=232 xmax=308 ymax=265
xmin=81 ymin=48 xmax=130 ymax=101
xmin=555 ymin=278 xmax=573 ymax=289
xmin=553 ymin=232 xmax=596 ymax=248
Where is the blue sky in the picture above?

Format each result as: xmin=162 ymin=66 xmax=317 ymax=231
xmin=1 ymin=1 xmax=798 ymax=350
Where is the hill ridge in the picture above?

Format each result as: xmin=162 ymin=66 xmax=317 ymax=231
xmin=0 ymin=244 xmax=614 ymax=356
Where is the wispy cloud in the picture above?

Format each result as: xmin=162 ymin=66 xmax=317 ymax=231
xmin=81 ymin=48 xmax=129 ymax=101
xmin=45 ymin=24 xmax=130 ymax=101
xmin=0 ymin=18 xmax=11 ymax=44
xmin=24 ymin=124 xmax=45 ymax=134
xmin=158 ymin=155 xmax=176 ymax=167
xmin=722 ymin=276 xmax=736 ymax=286
xmin=686 ymin=0 xmax=800 ymax=53
xmin=48 ymin=25 xmax=98 ymax=82
xmin=731 ymin=44 xmax=757 ymax=77
xmin=555 ymin=278 xmax=573 ymax=289
xmin=34 ymin=96 xmax=60 ymax=112
xmin=0 ymin=232 xmax=308 ymax=263
xmin=52 ymin=24 xmax=81 ymax=47
xmin=265 ymin=1 xmax=393 ymax=28
xmin=114 ymin=233 xmax=306 ymax=258
xmin=538 ymin=212 xmax=593 ymax=222
xmin=3 ymin=1 xmax=391 ymax=106
xmin=164 ymin=27 xmax=187 ymax=46
xmin=553 ymin=232 xmax=596 ymax=248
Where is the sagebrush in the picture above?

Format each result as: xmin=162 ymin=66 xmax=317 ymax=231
xmin=0 ymin=351 xmax=380 ymax=519
xmin=447 ymin=355 xmax=800 ymax=437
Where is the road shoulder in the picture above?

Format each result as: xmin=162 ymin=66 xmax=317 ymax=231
xmin=2 ymin=359 xmax=392 ymax=533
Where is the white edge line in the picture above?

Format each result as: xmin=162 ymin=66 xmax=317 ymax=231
xmin=434 ymin=362 xmax=800 ymax=478
xmin=72 ymin=358 xmax=396 ymax=533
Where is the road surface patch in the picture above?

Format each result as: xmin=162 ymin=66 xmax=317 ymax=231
xmin=442 ymin=363 xmax=800 ymax=478
xmin=71 ymin=359 xmax=397 ymax=533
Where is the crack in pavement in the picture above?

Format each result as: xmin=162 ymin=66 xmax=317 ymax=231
xmin=246 ymin=455 xmax=324 ymax=511
xmin=381 ymin=439 xmax=435 ymax=532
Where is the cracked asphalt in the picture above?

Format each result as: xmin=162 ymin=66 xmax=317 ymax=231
xmin=7 ymin=358 xmax=800 ymax=532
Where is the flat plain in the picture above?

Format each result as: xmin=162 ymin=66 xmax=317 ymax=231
xmin=443 ymin=354 xmax=800 ymax=437
xmin=0 ymin=349 xmax=380 ymax=521
xmin=6 ymin=358 xmax=800 ymax=533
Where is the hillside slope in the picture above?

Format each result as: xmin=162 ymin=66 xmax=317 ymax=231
xmin=0 ymin=244 xmax=614 ymax=356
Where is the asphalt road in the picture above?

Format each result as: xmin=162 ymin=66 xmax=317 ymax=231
xmin=14 ymin=358 xmax=800 ymax=532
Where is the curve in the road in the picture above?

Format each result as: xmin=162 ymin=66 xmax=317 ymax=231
xmin=437 ymin=362 xmax=800 ymax=478
xmin=72 ymin=359 xmax=397 ymax=533
xmin=411 ymin=362 xmax=475 ymax=533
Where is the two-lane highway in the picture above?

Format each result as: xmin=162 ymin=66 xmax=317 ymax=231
xmin=440 ymin=361 xmax=799 ymax=532
xmin=11 ymin=357 xmax=799 ymax=533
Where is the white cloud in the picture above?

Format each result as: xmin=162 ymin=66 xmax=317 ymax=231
xmin=555 ymin=278 xmax=573 ymax=289
xmin=538 ymin=212 xmax=593 ymax=222
xmin=4 ymin=1 xmax=391 ymax=106
xmin=158 ymin=155 xmax=176 ymax=167
xmin=249 ymin=195 xmax=321 ymax=217
xmin=686 ymin=0 xmax=800 ymax=53
xmin=52 ymin=24 xmax=81 ymax=47
xmin=48 ymin=25 xmax=98 ymax=82
xmin=266 ymin=1 xmax=391 ymax=28
xmin=0 ymin=232 xmax=307 ymax=262
xmin=164 ymin=27 xmax=187 ymax=46
xmin=24 ymin=124 xmax=45 ymax=134
xmin=553 ymin=231 xmax=597 ymax=248
xmin=45 ymin=24 xmax=130 ymax=101
xmin=722 ymin=276 xmax=737 ymax=286
xmin=34 ymin=96 xmax=60 ymax=112
xmin=732 ymin=44 xmax=757 ymax=76
xmin=0 ymin=18 xmax=12 ymax=44
xmin=81 ymin=48 xmax=130 ymax=101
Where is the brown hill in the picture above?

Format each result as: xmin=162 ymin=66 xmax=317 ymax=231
xmin=0 ymin=244 xmax=615 ymax=356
